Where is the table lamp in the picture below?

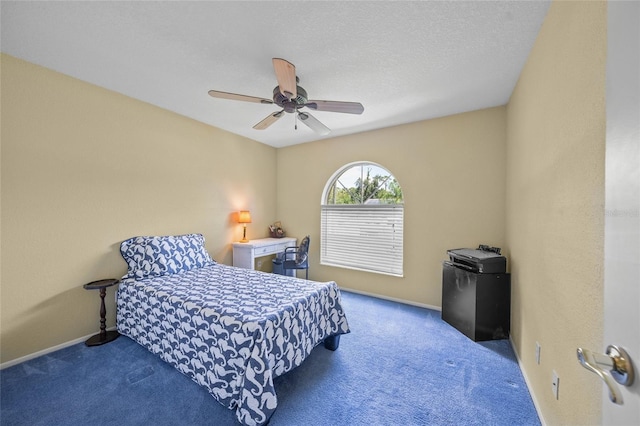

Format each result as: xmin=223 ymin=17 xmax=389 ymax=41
xmin=238 ymin=210 xmax=252 ymax=242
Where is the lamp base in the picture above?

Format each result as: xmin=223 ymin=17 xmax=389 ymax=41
xmin=240 ymin=224 xmax=249 ymax=243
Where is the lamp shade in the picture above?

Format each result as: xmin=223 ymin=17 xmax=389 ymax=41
xmin=238 ymin=210 xmax=252 ymax=224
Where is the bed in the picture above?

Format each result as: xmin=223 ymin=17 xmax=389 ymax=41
xmin=115 ymin=233 xmax=350 ymax=426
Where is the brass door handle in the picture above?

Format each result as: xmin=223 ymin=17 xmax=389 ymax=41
xmin=576 ymin=345 xmax=635 ymax=405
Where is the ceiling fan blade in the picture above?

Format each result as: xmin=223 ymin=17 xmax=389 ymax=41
xmin=253 ymin=110 xmax=285 ymax=130
xmin=298 ymin=112 xmax=330 ymax=136
xmin=272 ymin=58 xmax=297 ymax=100
xmin=306 ymin=100 xmax=364 ymax=115
xmin=208 ymin=90 xmax=273 ymax=104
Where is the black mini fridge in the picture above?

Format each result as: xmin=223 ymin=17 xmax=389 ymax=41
xmin=441 ymin=247 xmax=511 ymax=341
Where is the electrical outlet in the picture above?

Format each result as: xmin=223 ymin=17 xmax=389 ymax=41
xmin=552 ymin=370 xmax=559 ymax=400
xmin=257 ymin=260 xmax=263 ymax=268
xmin=535 ymin=342 xmax=541 ymax=365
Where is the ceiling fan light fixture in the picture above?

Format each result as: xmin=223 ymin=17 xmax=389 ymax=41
xmin=273 ymin=85 xmax=308 ymax=113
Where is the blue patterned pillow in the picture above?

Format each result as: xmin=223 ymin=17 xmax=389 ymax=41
xmin=120 ymin=233 xmax=215 ymax=279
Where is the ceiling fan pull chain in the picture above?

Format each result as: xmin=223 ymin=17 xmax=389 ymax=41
xmin=295 ymin=111 xmax=298 ymax=130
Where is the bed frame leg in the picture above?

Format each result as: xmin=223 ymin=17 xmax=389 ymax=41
xmin=324 ymin=335 xmax=340 ymax=351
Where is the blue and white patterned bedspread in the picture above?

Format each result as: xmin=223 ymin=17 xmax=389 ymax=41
xmin=116 ymin=263 xmax=350 ymax=425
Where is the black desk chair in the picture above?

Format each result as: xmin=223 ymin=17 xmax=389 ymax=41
xmin=283 ymin=235 xmax=310 ymax=279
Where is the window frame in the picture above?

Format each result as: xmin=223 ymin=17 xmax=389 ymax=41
xmin=320 ymin=161 xmax=404 ymax=277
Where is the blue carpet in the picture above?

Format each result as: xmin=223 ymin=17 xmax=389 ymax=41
xmin=1 ymin=291 xmax=539 ymax=425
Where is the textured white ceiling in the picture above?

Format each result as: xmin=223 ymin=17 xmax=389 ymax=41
xmin=1 ymin=1 xmax=550 ymax=148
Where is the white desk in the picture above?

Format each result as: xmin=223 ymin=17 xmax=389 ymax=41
xmin=232 ymin=237 xmax=297 ymax=270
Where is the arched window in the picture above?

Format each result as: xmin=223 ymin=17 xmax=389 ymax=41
xmin=321 ymin=162 xmax=404 ymax=276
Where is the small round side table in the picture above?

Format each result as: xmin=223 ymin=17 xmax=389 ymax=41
xmin=83 ymin=278 xmax=120 ymax=346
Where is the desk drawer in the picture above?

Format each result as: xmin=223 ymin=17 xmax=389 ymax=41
xmin=256 ymin=245 xmax=279 ymax=256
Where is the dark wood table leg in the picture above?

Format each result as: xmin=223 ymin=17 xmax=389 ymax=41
xmin=85 ymin=287 xmax=119 ymax=346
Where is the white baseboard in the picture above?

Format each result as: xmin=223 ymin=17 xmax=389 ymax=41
xmin=509 ymin=336 xmax=547 ymax=426
xmin=0 ymin=327 xmax=117 ymax=370
xmin=340 ymin=286 xmax=442 ymax=311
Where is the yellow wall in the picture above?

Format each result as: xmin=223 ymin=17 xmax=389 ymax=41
xmin=506 ymin=2 xmax=606 ymax=424
xmin=0 ymin=54 xmax=277 ymax=363
xmin=277 ymin=107 xmax=507 ymax=306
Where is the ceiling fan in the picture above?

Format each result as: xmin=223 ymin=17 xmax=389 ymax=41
xmin=208 ymin=58 xmax=364 ymax=136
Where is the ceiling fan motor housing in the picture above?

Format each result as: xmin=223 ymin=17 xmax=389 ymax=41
xmin=273 ymin=86 xmax=308 ymax=113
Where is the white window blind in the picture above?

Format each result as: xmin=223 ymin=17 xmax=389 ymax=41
xmin=321 ymin=204 xmax=404 ymax=276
